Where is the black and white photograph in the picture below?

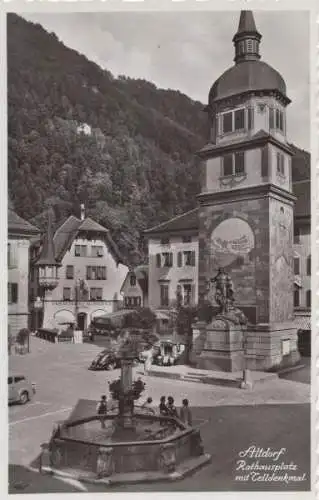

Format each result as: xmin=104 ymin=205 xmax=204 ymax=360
xmin=5 ymin=2 xmax=315 ymax=497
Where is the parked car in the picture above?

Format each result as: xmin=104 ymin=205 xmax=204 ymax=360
xmin=8 ymin=374 xmax=36 ymax=405
xmin=153 ymin=340 xmax=186 ymax=366
xmin=89 ymin=350 xmax=122 ymax=371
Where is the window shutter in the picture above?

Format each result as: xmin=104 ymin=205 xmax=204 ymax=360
xmin=234 ymin=151 xmax=245 ymax=175
xmin=261 ymin=146 xmax=269 ymax=178
xmin=307 ymin=256 xmax=311 ymax=276
xmin=223 ymin=154 xmax=233 ymax=176
xmin=177 ymin=252 xmax=182 ymax=268
xmin=12 ymin=283 xmax=18 ymax=304
xmin=156 ymin=254 xmax=161 ymax=268
xmin=191 ymin=284 xmax=196 ymax=305
xmin=169 ymin=253 xmax=173 ymax=267
xmin=8 ymin=283 xmax=12 ymax=303
xmin=306 ymin=290 xmax=311 ymax=308
xmin=86 ymin=266 xmax=91 ymax=280
xmin=191 ymin=251 xmax=196 ymax=266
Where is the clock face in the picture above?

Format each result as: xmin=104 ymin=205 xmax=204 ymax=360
xmin=209 ymin=217 xmax=255 ymax=268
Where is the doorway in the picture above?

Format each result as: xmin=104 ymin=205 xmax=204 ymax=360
xmin=77 ymin=312 xmax=87 ymax=331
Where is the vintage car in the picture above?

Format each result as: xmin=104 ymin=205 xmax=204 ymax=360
xmin=8 ymin=374 xmax=36 ymax=405
xmin=89 ymin=349 xmax=122 ymax=371
xmin=153 ymin=340 xmax=186 ymax=366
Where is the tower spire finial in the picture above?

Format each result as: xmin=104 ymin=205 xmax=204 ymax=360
xmin=233 ymin=10 xmax=262 ymax=64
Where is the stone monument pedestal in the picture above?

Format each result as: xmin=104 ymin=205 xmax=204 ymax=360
xmin=196 ymin=315 xmax=244 ymax=372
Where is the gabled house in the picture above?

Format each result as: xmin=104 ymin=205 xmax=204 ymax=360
xmin=30 ymin=209 xmax=128 ymax=331
xmin=120 ymin=265 xmax=149 ymax=309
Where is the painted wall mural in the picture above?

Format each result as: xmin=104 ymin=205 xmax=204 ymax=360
xmin=209 ymin=217 xmax=255 ymax=269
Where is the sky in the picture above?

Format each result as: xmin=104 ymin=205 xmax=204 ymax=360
xmin=21 ymin=10 xmax=310 ymax=150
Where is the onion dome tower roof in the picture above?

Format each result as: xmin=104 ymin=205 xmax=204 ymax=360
xmin=208 ymin=11 xmax=289 ymax=105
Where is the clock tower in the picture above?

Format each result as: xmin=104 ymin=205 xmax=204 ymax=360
xmin=197 ymin=11 xmax=299 ymax=370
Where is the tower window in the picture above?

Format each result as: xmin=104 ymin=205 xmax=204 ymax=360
xmin=220 ymin=107 xmax=251 ymax=135
xmin=234 ymin=109 xmax=245 ymax=130
xmin=276 ymin=152 xmax=285 ymax=176
xmin=222 ymin=152 xmax=245 ymax=177
xmin=246 ymin=40 xmax=253 ymax=52
xmin=222 ymin=112 xmax=233 ymax=133
xmin=269 ymin=108 xmax=284 ymax=132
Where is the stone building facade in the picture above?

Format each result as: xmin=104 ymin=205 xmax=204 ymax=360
xmin=8 ymin=210 xmax=39 ymax=336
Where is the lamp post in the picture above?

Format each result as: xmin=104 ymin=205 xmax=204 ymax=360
xmin=34 ymin=296 xmax=43 ymax=333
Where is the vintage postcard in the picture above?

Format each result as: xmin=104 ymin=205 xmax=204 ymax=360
xmin=2 ymin=0 xmax=317 ymax=498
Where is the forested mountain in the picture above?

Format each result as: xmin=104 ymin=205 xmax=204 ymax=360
xmin=7 ymin=14 xmax=309 ymax=264
xmin=7 ymin=13 xmax=208 ymax=263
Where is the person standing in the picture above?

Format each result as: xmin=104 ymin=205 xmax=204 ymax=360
xmin=144 ymin=349 xmax=153 ymax=375
xmin=159 ymin=396 xmax=168 ymax=416
xmin=179 ymin=398 xmax=192 ymax=426
xmin=96 ymin=395 xmax=108 ymax=429
xmin=166 ymin=396 xmax=178 ymax=418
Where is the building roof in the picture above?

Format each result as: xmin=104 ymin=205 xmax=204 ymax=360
xmin=8 ymin=209 xmax=39 ymax=236
xmin=53 ymin=216 xmax=82 ymax=261
xmin=121 ymin=265 xmax=149 ymax=294
xmin=36 ymin=207 xmax=60 ymax=267
xmin=209 ymin=60 xmax=288 ymax=104
xmin=144 ymin=208 xmax=199 ymax=236
xmin=293 ymin=180 xmax=310 ymax=219
xmin=32 ymin=214 xmax=124 ymax=265
xmin=209 ymin=11 xmax=288 ymax=104
xmin=78 ymin=217 xmax=109 ymax=233
xmin=135 ymin=265 xmax=149 ymax=294
xmin=236 ymin=10 xmax=258 ymax=33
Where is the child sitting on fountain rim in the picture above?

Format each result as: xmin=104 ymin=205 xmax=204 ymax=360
xmin=96 ymin=395 xmax=108 ymax=429
xmin=141 ymin=396 xmax=155 ymax=414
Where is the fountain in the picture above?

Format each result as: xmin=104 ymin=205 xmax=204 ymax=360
xmin=39 ymin=331 xmax=211 ymax=485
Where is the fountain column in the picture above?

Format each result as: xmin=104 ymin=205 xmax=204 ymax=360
xmin=118 ymin=354 xmax=135 ymax=429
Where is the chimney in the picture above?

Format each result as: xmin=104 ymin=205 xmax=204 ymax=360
xmin=80 ymin=204 xmax=85 ymax=221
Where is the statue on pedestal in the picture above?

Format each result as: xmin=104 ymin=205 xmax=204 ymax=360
xmin=209 ymin=268 xmax=235 ymax=314
xmin=207 ymin=268 xmax=247 ymax=326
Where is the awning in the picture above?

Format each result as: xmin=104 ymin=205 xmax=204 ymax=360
xmin=294 ymin=315 xmax=311 ymax=330
xmin=96 ymin=309 xmax=135 ymax=321
xmin=54 ymin=311 xmax=75 ymax=324
xmin=155 ymin=311 xmax=170 ymax=321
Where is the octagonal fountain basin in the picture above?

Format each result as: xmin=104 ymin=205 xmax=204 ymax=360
xmin=40 ymin=410 xmax=211 ymax=485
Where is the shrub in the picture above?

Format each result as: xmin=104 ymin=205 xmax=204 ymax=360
xmin=16 ymin=328 xmax=30 ymax=346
